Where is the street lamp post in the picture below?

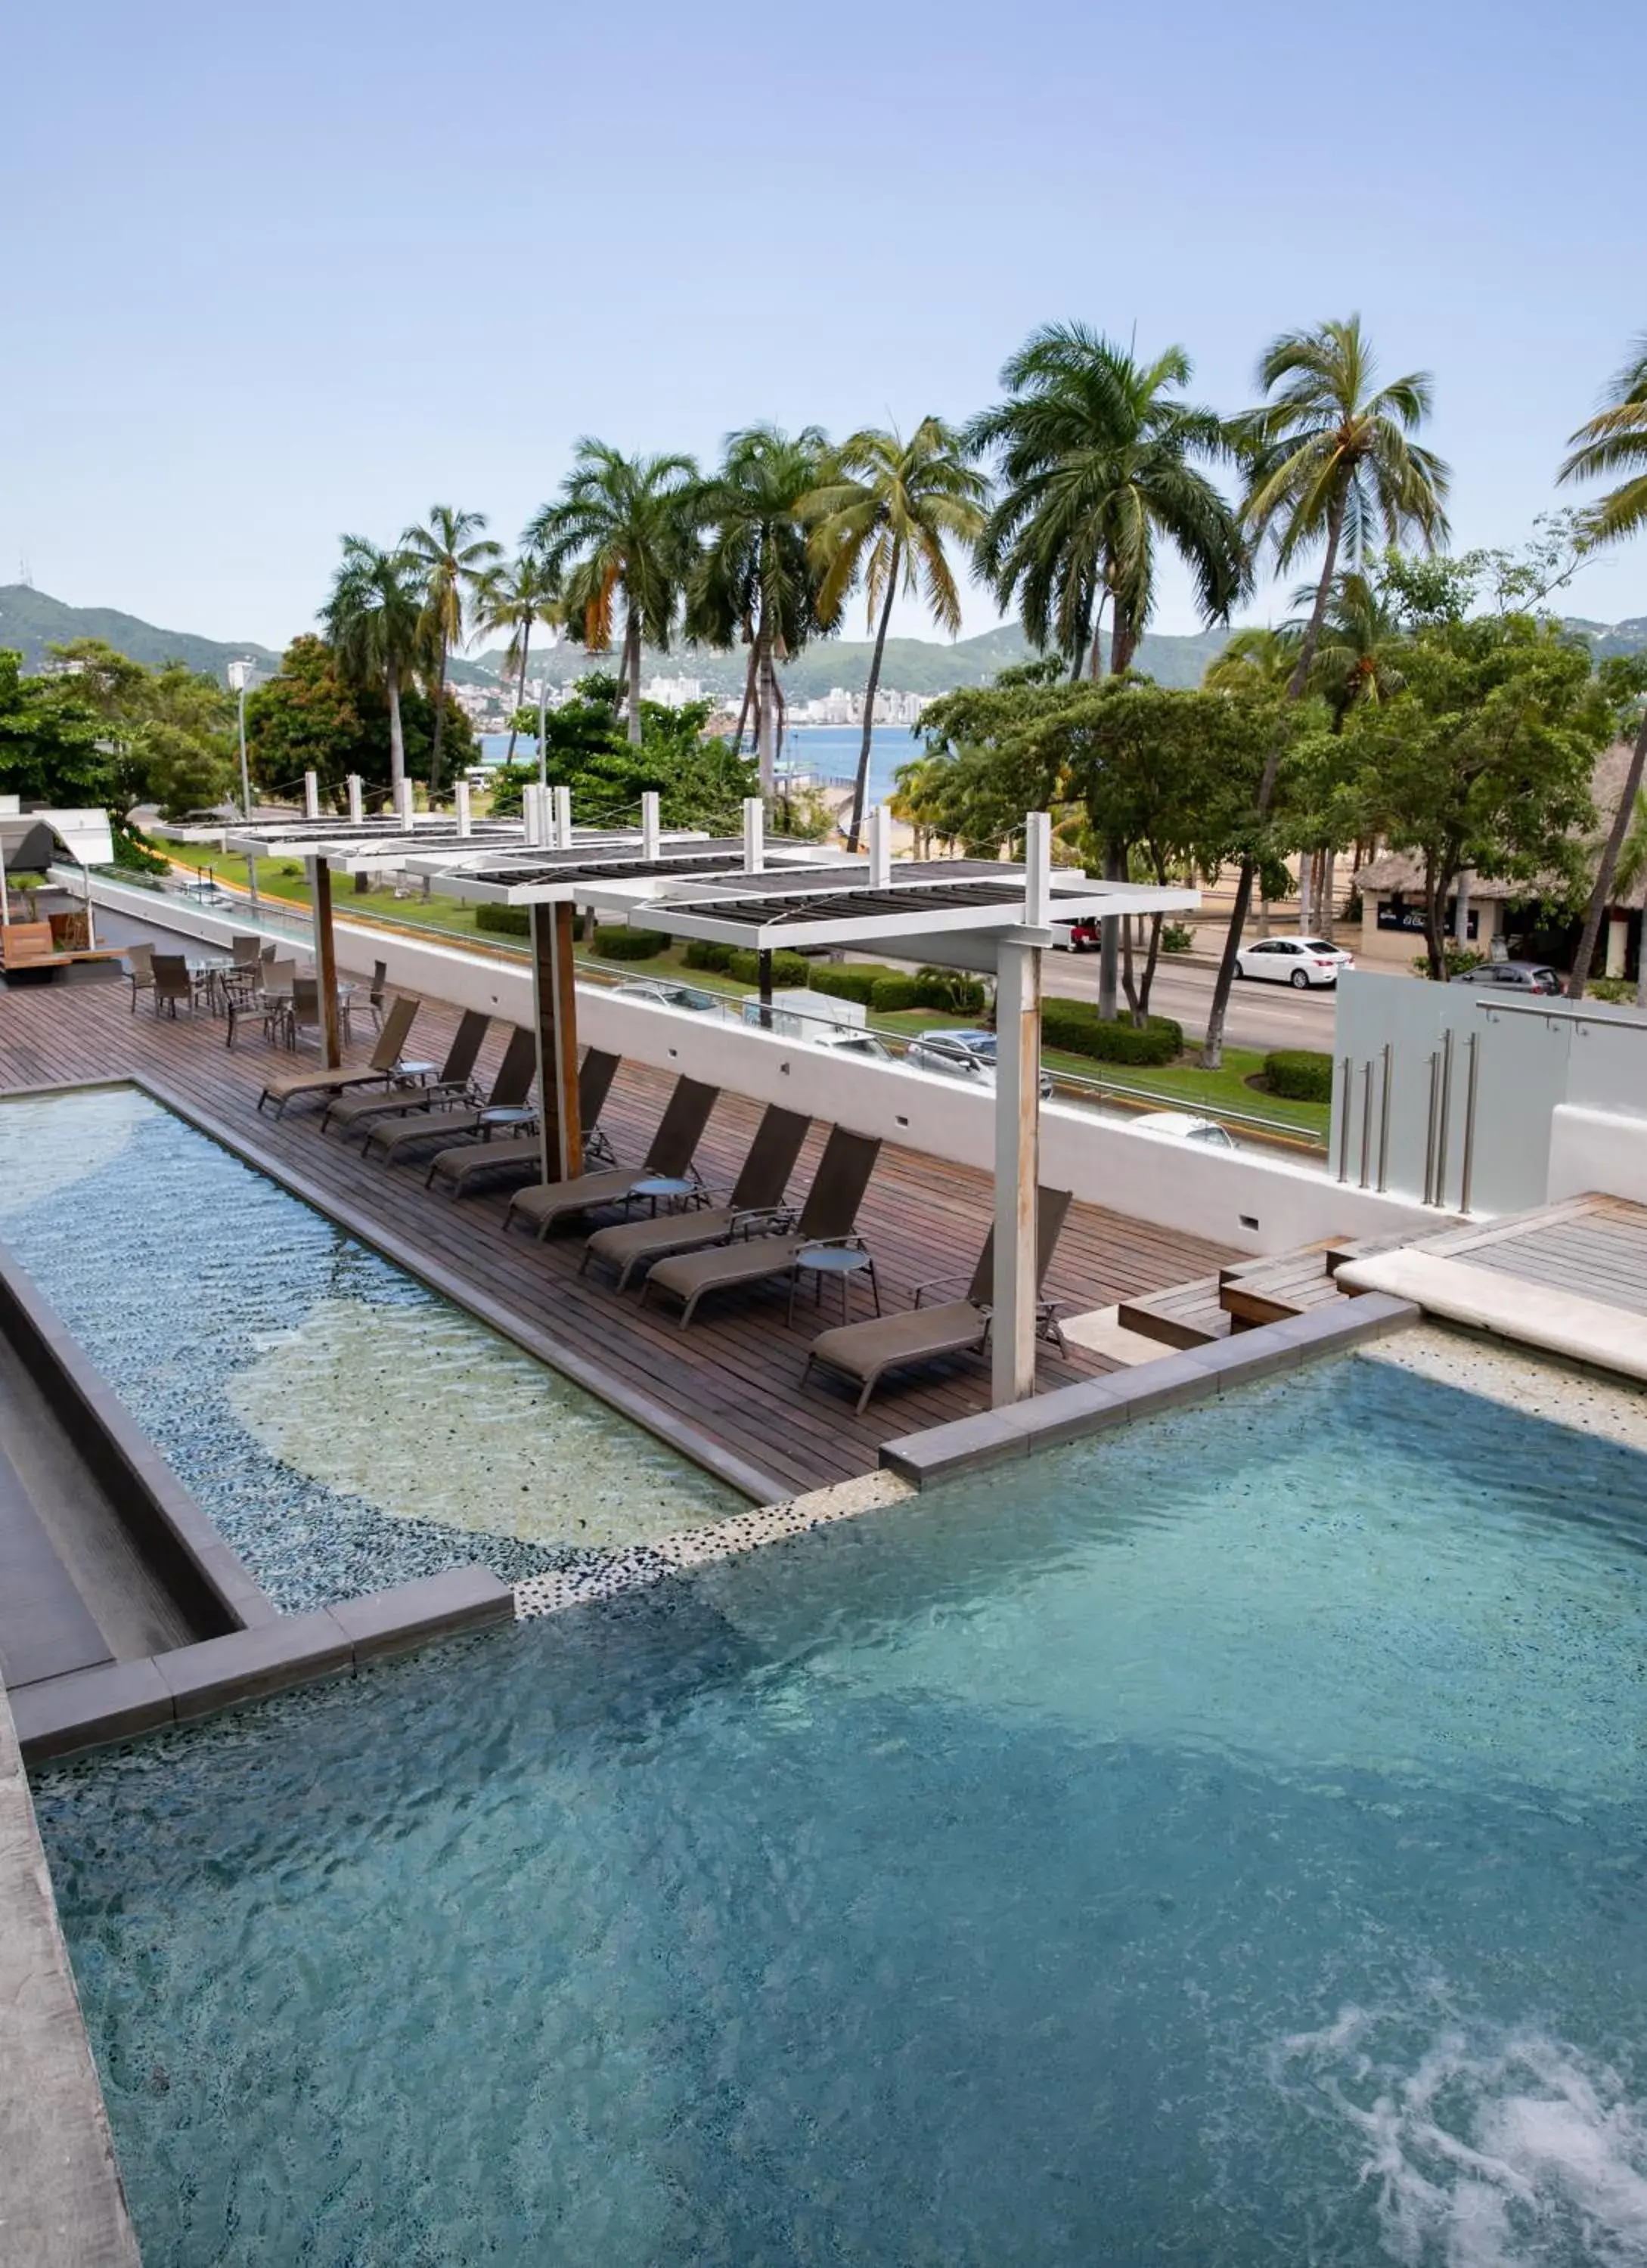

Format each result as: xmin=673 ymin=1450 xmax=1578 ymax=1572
xmin=227 ymin=658 xmax=260 ymax=916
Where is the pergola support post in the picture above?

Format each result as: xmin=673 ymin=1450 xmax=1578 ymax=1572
xmin=530 ymin=901 xmax=582 ymax=1184
xmin=307 ymin=856 xmax=342 ymax=1070
xmin=304 ymin=771 xmax=321 ymax=820
xmin=991 ymin=937 xmax=1041 ymax=1407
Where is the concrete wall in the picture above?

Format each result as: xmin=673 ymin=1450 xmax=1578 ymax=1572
xmin=90 ymin=876 xmax=1446 ymax=1256
xmin=1547 ymin=1105 xmax=1647 ymax=1205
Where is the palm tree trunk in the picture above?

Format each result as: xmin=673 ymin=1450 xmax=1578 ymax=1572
xmin=386 ymin=657 xmax=406 ymax=796
xmin=755 ymin=624 xmax=778 ymax=798
xmin=624 ymin=606 xmax=643 ymax=746
xmin=506 ymin=627 xmax=531 ymax=765
xmin=731 ymin=646 xmax=757 ymax=754
xmin=849 ymin=552 xmax=899 ymax=853
xmin=429 ymin=633 xmax=448 ymax=797
xmin=1202 ymin=488 xmax=1348 ymax=1066
xmin=1138 ymin=910 xmax=1165 ymax=1018
xmin=1568 ymin=705 xmax=1647 ymax=999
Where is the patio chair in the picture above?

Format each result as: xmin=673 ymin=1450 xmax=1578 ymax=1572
xmin=256 ymin=993 xmax=420 ymax=1116
xmin=368 ymin=959 xmax=388 ymax=1032
xmin=151 ymin=953 xmax=194 ymax=1018
xmin=321 ymin=1009 xmax=490 ymax=1136
xmin=581 ymin=1104 xmax=811 ymax=1290
xmin=412 ymin=1046 xmax=624 ymax=1194
xmin=258 ymin=960 xmax=297 ymax=1046
xmin=503 ymin=1076 xmax=719 ymax=1240
xmin=126 ymin=941 xmax=155 ymax=1013
xmin=640 ymin=1126 xmax=882 ymax=1328
xmin=231 ymin=934 xmax=262 ymax=971
xmin=368 ymin=1024 xmax=538 ymax=1166
xmin=801 ymin=1188 xmax=1073 ymax=1412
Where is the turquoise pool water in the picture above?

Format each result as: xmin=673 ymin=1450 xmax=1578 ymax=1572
xmin=0 ymin=1086 xmax=738 ymax=1609
xmin=36 ymin=1352 xmax=1647 ymax=2265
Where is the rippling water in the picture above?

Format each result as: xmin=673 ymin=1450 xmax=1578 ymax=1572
xmin=33 ymin=1351 xmax=1647 ymax=2263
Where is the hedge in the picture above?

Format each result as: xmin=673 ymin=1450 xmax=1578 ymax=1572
xmin=1041 ymin=999 xmax=1183 ymax=1067
xmin=913 ymin=968 xmax=986 ymax=1015
xmin=475 ymin=903 xmax=529 ymax=937
xmin=591 ymin=925 xmax=665 ymax=962
xmin=727 ymin=946 xmax=812 ymax=990
xmin=809 ymin=963 xmax=878 ymax=1005
xmin=1263 ymin=1049 xmax=1335 ymax=1102
xmin=870 ymin=975 xmax=922 ymax=1012
xmin=684 ymin=939 xmax=736 ymax=973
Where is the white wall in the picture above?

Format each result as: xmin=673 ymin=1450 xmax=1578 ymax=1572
xmin=90 ymin=875 xmax=1445 ymax=1255
xmin=1547 ymin=1106 xmax=1647 ymax=1205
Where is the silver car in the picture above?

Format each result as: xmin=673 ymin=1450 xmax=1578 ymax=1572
xmin=906 ymin=1029 xmax=1056 ymax=1100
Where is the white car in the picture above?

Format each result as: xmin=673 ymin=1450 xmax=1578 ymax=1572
xmin=810 ymin=1027 xmax=893 ymax=1061
xmin=1234 ymin=937 xmax=1354 ymax=989
xmin=1128 ymin=1110 xmax=1236 ymax=1149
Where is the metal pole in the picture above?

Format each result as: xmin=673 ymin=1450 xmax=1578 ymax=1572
xmin=1435 ymin=1027 xmax=1455 ymax=1210
xmin=236 ymin=683 xmax=261 ymax=916
xmin=1376 ymin=1043 xmax=1392 ymax=1194
xmin=1358 ymin=1060 xmax=1374 ymax=1190
xmin=1336 ymin=1055 xmax=1353 ymax=1183
xmin=537 ymin=677 xmax=550 ymax=791
xmin=1459 ymin=1032 xmax=1481 ymax=1216
xmin=1422 ymin=1050 xmax=1441 ymax=1206
xmin=991 ymin=937 xmax=1041 ymax=1407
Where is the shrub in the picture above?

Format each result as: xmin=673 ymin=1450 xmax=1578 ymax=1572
xmin=590 ymin=925 xmax=665 ymax=962
xmin=913 ymin=966 xmax=987 ymax=1014
xmin=280 ymin=862 xmax=303 ymax=878
xmin=475 ymin=903 xmax=529 ymax=937
xmin=684 ymin=939 xmax=736 ymax=974
xmin=1041 ymin=999 xmax=1183 ymax=1066
xmin=870 ymin=974 xmax=922 ymax=1012
xmin=1411 ymin=947 xmax=1484 ymax=981
xmin=1160 ymin=922 xmax=1193 ymax=954
xmin=1264 ymin=1049 xmax=1335 ymax=1103
xmin=1587 ymin=976 xmax=1636 ymax=1005
xmin=810 ymin=963 xmax=882 ymax=1006
xmin=727 ymin=946 xmax=811 ymax=989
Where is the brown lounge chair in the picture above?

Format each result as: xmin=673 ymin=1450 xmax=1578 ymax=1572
xmin=503 ymin=1076 xmax=719 ymax=1239
xmin=640 ymin=1127 xmax=882 ymax=1328
xmin=801 ymin=1188 xmax=1073 ymax=1412
xmin=580 ymin=1105 xmax=811 ymax=1290
xmin=256 ymin=993 xmax=420 ymax=1117
xmin=365 ymin=1025 xmax=538 ymax=1164
xmin=425 ymin=1048 xmax=622 ymax=1197
xmin=321 ymin=1009 xmax=490 ymax=1136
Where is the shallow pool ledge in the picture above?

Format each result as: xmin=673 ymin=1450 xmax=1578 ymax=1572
xmin=879 ymin=1294 xmax=1422 ymax=1486
xmin=1337 ymin=1249 xmax=1647 ymax=1383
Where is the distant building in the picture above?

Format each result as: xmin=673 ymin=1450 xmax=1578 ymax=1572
xmin=642 ymin=674 xmax=704 ymax=708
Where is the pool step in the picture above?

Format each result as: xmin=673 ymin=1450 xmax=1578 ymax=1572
xmin=1117 ymin=1275 xmax=1233 ymax=1349
xmin=1121 ymin=1243 xmax=1356 ymax=1349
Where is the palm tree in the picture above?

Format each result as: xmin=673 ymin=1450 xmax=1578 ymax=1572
xmin=1199 ymin=317 xmax=1450 ymax=1064
xmin=1202 ymin=624 xmax=1300 ymax=693
xmin=525 ymin=443 xmax=698 ymax=748
xmin=802 ymin=418 xmax=988 ymax=850
xmin=969 ymin=324 xmax=1245 ymax=680
xmin=688 ymin=426 xmax=831 ymax=794
xmin=400 ymin=506 xmax=502 ymax=795
xmin=474 ymin=553 xmax=562 ymax=765
xmin=321 ymin=537 xmax=426 ymax=798
xmin=1559 ymin=336 xmax=1647 ymax=999
xmin=1611 ymin=792 xmax=1647 ymax=1009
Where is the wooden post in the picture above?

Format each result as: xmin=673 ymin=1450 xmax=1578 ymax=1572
xmin=530 ymin=901 xmax=583 ymax=1183
xmin=308 ymin=856 xmax=341 ymax=1070
xmin=991 ymin=939 xmax=1041 ymax=1406
xmin=757 ymin=947 xmax=774 ymax=1030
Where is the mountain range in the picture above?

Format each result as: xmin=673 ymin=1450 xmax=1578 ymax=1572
xmin=3 ymin=583 xmax=1643 ymax=705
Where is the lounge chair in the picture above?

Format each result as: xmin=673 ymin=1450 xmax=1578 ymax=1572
xmin=423 ymin=1048 xmax=623 ymax=1198
xmin=365 ymin=1024 xmax=538 ymax=1164
xmin=801 ymin=1188 xmax=1073 ymax=1411
xmin=503 ymin=1075 xmax=719 ymax=1238
xmin=256 ymin=993 xmax=420 ymax=1116
xmin=640 ymin=1127 xmax=882 ymax=1328
xmin=321 ymin=1009 xmax=490 ymax=1136
xmin=580 ymin=1104 xmax=811 ymax=1290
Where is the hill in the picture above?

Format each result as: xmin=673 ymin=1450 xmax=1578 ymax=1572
xmin=0 ymin=585 xmax=281 ymax=681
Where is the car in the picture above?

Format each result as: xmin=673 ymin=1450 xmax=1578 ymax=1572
xmin=613 ymin=978 xmax=721 ymax=1013
xmin=1448 ymin=961 xmax=1562 ymax=994
xmin=1050 ymin=916 xmax=1102 ymax=953
xmin=1127 ymin=1110 xmax=1236 ymax=1149
xmin=906 ymin=1028 xmax=1056 ymax=1100
xmin=1233 ymin=936 xmax=1354 ymax=989
xmin=809 ymin=1027 xmax=893 ymax=1060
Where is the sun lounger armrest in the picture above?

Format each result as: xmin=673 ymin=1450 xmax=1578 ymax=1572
xmin=727 ymin=1204 xmax=797 ymax=1239
xmin=913 ymin=1270 xmax=972 ymax=1308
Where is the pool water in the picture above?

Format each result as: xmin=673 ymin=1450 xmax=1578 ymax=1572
xmin=0 ymin=1087 xmax=739 ymax=1610
xmin=35 ymin=1352 xmax=1647 ymax=2265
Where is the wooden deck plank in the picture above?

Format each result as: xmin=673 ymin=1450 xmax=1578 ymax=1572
xmin=0 ymin=984 xmax=1240 ymax=1493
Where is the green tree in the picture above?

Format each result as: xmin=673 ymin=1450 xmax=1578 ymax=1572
xmin=494 ymin=671 xmax=756 ymax=831
xmin=687 ymin=425 xmax=832 ymax=794
xmin=43 ymin=638 xmax=236 ymax=816
xmin=969 ymin=324 xmax=1245 ymax=678
xmin=1559 ymin=336 xmax=1647 ymax=997
xmin=243 ymin=635 xmax=473 ymax=807
xmin=0 ymin=649 xmax=107 ymax=805
xmin=475 ymin=552 xmax=562 ymax=765
xmin=1343 ymin=613 xmax=1614 ymax=981
xmin=321 ymin=538 xmax=426 ymax=795
xmin=802 ymin=417 xmax=988 ymax=850
xmin=1199 ymin=316 xmax=1451 ymax=1064
xmin=526 ymin=444 xmax=698 ymax=749
xmin=400 ymin=505 xmax=502 ymax=795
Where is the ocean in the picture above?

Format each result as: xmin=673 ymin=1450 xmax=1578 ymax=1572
xmin=479 ymin=723 xmax=924 ymax=808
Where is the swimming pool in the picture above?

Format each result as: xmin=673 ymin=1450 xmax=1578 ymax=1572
xmin=0 ymin=1086 xmax=740 ymax=1610
xmin=35 ymin=1340 xmax=1647 ymax=2264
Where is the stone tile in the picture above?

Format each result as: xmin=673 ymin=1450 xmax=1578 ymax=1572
xmin=330 ymin=1566 xmax=515 ymax=1660
xmin=1017 ymin=1375 xmax=1140 ymax=1455
xmin=11 ymin=1657 xmax=174 ymax=1764
xmin=1100 ymin=1349 xmax=1224 ymax=1421
xmin=153 ymin=1612 xmax=353 ymax=1724
xmin=1180 ymin=1330 xmax=1309 ymax=1390
xmin=879 ymin=1408 xmax=1031 ymax=1486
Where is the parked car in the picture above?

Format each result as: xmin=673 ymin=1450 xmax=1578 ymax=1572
xmin=1127 ymin=1110 xmax=1236 ymax=1149
xmin=1050 ymin=916 xmax=1102 ymax=953
xmin=906 ymin=1028 xmax=1056 ymax=1100
xmin=1233 ymin=937 xmax=1354 ymax=989
xmin=809 ymin=1027 xmax=893 ymax=1060
xmin=613 ymin=978 xmax=720 ymax=1013
xmin=1448 ymin=961 xmax=1562 ymax=994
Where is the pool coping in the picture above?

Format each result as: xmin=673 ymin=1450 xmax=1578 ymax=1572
xmin=878 ymin=1291 xmax=1423 ymax=1485
xmin=0 ymin=1073 xmax=786 ymax=1507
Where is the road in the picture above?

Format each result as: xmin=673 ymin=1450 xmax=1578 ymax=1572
xmin=1045 ymin=950 xmax=1342 ymax=1053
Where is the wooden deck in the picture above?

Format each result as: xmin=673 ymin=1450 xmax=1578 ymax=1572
xmin=1416 ymin=1197 xmax=1647 ymax=1319
xmin=0 ymin=981 xmax=1238 ymax=1498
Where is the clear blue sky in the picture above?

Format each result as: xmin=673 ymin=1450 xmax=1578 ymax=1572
xmin=5 ymin=0 xmax=1643 ymax=653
